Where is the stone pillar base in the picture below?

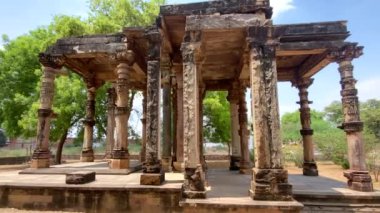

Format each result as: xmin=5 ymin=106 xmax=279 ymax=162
xmin=110 ymin=159 xmax=129 ymax=169
xmin=30 ymin=158 xmax=50 ymax=169
xmin=239 ymin=161 xmax=251 ymax=174
xmin=229 ymin=155 xmax=241 ymax=171
xmin=140 ymin=169 xmax=165 ymax=185
xmin=303 ymin=161 xmax=318 ymax=176
xmin=80 ymin=149 xmax=94 ymax=162
xmin=173 ymin=161 xmax=185 ymax=172
xmin=344 ymin=170 xmax=373 ymax=192
xmin=161 ymin=157 xmax=173 ymax=172
xmin=30 ymin=150 xmax=50 ymax=168
xmin=250 ymin=168 xmax=293 ymax=201
xmin=183 ymin=165 xmax=207 ymax=199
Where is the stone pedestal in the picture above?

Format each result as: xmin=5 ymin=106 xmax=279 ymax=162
xmin=140 ymin=169 xmax=165 ymax=185
xmin=250 ymin=168 xmax=292 ymax=201
xmin=80 ymin=149 xmax=94 ymax=162
xmin=182 ymin=165 xmax=207 ymax=199
xmin=344 ymin=170 xmax=373 ymax=192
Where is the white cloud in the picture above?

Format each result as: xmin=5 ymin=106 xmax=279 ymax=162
xmin=357 ymin=77 xmax=380 ymax=101
xmin=271 ymin=0 xmax=295 ymax=18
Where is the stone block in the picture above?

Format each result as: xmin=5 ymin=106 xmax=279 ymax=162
xmin=161 ymin=157 xmax=173 ymax=172
xmin=30 ymin=158 xmax=50 ymax=169
xmin=173 ymin=161 xmax=185 ymax=172
xmin=66 ymin=171 xmax=96 ymax=184
xmin=140 ymin=170 xmax=165 ymax=185
xmin=110 ymin=159 xmax=129 ymax=169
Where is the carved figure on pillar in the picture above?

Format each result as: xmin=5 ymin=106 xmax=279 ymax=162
xmin=329 ymin=43 xmax=373 ymax=192
xmin=140 ymin=27 xmax=165 ymax=185
xmin=293 ymin=78 xmax=318 ymax=176
xmin=31 ymin=53 xmax=64 ymax=168
xmin=110 ymin=36 xmax=135 ymax=169
xmin=238 ymin=86 xmax=251 ymax=174
xmin=227 ymin=84 xmax=241 ymax=171
xmin=181 ymin=30 xmax=206 ymax=199
xmin=248 ymin=26 xmax=292 ymax=201
xmin=105 ymin=87 xmax=116 ymax=159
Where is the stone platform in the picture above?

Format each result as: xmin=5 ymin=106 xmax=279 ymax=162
xmin=0 ymin=167 xmax=379 ymax=212
xmin=19 ymin=160 xmax=142 ymax=175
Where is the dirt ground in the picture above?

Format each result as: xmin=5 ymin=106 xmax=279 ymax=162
xmin=285 ymin=161 xmax=380 ymax=190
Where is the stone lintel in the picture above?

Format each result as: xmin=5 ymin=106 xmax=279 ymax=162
xmin=140 ymin=169 xmax=165 ymax=185
xmin=66 ymin=171 xmax=96 ymax=184
xmin=186 ymin=14 xmax=264 ymax=31
xmin=160 ymin=1 xmax=272 ymax=18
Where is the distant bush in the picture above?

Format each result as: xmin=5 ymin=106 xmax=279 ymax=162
xmin=0 ymin=130 xmax=7 ymax=147
xmin=283 ymin=143 xmax=303 ymax=168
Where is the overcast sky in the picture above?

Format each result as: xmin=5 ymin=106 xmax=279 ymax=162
xmin=0 ymin=0 xmax=379 ymax=118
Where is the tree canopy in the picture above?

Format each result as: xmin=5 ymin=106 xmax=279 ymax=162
xmin=0 ymin=0 xmax=166 ymax=161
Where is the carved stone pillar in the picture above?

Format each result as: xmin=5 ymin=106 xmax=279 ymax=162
xmin=248 ymin=26 xmax=292 ymax=201
xmin=199 ymin=83 xmax=207 ymax=172
xmin=173 ymin=68 xmax=185 ymax=172
xmin=110 ymin=48 xmax=135 ymax=169
xmin=293 ymin=78 xmax=318 ymax=176
xmin=238 ymin=87 xmax=251 ymax=174
xmin=172 ymin=86 xmax=178 ymax=164
xmin=141 ymin=28 xmax=165 ymax=185
xmin=181 ymin=31 xmax=206 ymax=199
xmin=105 ymin=87 xmax=116 ymax=159
xmin=329 ymin=44 xmax=373 ymax=192
xmin=227 ymin=84 xmax=241 ymax=171
xmin=161 ymin=62 xmax=172 ymax=172
xmin=31 ymin=54 xmax=64 ymax=168
xmin=81 ymin=79 xmax=96 ymax=162
xmin=140 ymin=90 xmax=147 ymax=163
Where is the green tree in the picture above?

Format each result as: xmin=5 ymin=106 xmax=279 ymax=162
xmin=88 ymin=0 xmax=165 ymax=33
xmin=203 ymin=91 xmax=231 ymax=145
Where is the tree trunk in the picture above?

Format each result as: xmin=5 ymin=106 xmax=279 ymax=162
xmin=55 ymin=129 xmax=69 ymax=164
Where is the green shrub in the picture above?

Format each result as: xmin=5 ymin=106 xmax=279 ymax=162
xmin=283 ymin=143 xmax=303 ymax=168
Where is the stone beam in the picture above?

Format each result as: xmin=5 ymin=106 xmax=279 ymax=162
xmin=298 ymin=52 xmax=330 ymax=78
xmin=185 ymin=14 xmax=265 ymax=31
xmin=157 ymin=16 xmax=173 ymax=55
xmin=160 ymin=0 xmax=272 ymax=18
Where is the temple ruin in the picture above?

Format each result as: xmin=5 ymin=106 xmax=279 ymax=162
xmin=30 ymin=0 xmax=373 ymax=206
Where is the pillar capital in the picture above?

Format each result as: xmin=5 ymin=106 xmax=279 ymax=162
xmin=328 ymin=43 xmax=363 ymax=63
xmin=39 ymin=53 xmax=65 ymax=69
xmin=292 ymin=78 xmax=314 ymax=90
